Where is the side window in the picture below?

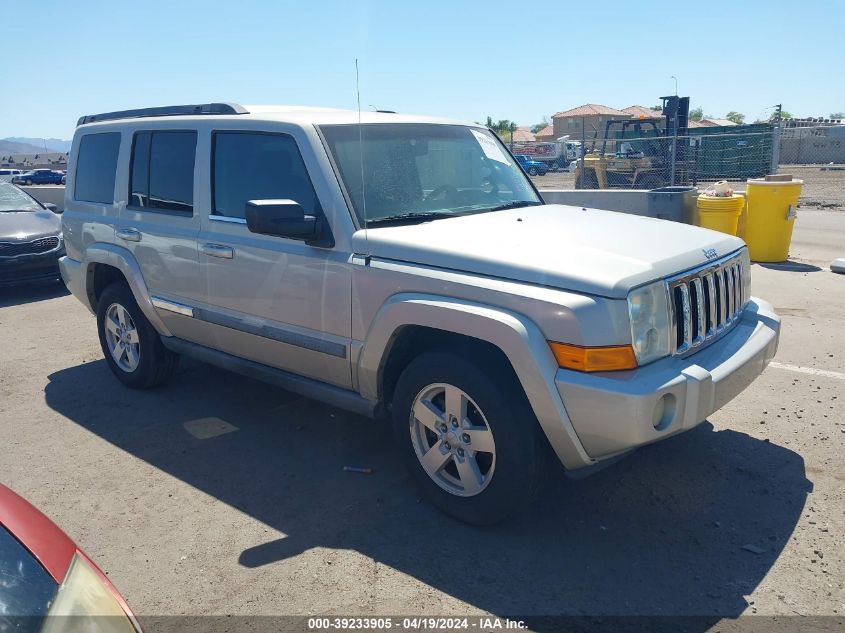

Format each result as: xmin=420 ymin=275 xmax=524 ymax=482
xmin=212 ymin=131 xmax=320 ymax=220
xmin=74 ymin=132 xmax=120 ymax=204
xmin=129 ymin=130 xmax=196 ymax=214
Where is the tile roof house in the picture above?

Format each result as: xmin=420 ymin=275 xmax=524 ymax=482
xmin=622 ymin=105 xmax=663 ymax=120
xmin=533 ymin=125 xmax=555 ymax=141
xmin=511 ymin=128 xmax=536 ymax=142
xmin=552 ymin=104 xmax=629 ymax=118
xmin=551 ymin=104 xmax=630 ymax=141
xmin=700 ymin=118 xmax=738 ymax=127
xmin=0 ymin=152 xmax=67 ymax=167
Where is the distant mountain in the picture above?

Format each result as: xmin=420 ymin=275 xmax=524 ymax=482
xmin=1 ymin=137 xmax=72 ymax=154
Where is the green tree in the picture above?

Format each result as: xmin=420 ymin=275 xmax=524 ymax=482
xmin=830 ymin=112 xmax=845 ymax=119
xmin=689 ymin=107 xmax=703 ymax=121
xmin=650 ymin=105 xmax=662 ymax=111
xmin=726 ymin=111 xmax=745 ymax=124
xmin=530 ymin=117 xmax=550 ymax=133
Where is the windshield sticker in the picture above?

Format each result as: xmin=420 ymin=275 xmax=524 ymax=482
xmin=471 ymin=129 xmax=510 ymax=164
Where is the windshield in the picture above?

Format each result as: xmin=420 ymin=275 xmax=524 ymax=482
xmin=320 ymin=124 xmax=541 ymax=226
xmin=0 ymin=182 xmax=42 ymax=212
xmin=0 ymin=525 xmax=58 ymax=629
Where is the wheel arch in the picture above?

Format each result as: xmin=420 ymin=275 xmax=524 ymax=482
xmin=378 ymin=325 xmax=520 ymax=413
xmin=81 ymin=243 xmax=172 ymax=337
xmin=357 ymin=293 xmax=594 ymax=469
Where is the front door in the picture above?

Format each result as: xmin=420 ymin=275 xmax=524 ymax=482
xmin=197 ymin=129 xmax=351 ymax=389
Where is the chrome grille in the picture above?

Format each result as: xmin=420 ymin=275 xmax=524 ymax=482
xmin=0 ymin=237 xmax=60 ymax=258
xmin=668 ymin=253 xmax=747 ymax=355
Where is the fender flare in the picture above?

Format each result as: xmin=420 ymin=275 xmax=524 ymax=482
xmin=357 ymin=293 xmax=594 ymax=469
xmin=81 ymin=243 xmax=172 ymax=337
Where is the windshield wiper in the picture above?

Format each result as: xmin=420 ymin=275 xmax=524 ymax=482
xmin=366 ymin=211 xmax=456 ymax=226
xmin=485 ymin=200 xmax=544 ymax=213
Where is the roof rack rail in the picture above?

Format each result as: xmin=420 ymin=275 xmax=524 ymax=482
xmin=77 ymin=102 xmax=248 ymax=126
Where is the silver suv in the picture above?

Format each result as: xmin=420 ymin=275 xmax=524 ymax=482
xmin=60 ymin=103 xmax=780 ymax=524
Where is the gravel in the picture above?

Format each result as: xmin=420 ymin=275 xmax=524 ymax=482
xmin=0 ymin=210 xmax=842 ymax=624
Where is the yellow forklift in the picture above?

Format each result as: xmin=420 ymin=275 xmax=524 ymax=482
xmin=575 ymin=96 xmax=690 ymax=189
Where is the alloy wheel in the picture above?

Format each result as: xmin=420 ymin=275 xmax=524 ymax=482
xmin=409 ymin=383 xmax=496 ymax=497
xmin=104 ymin=302 xmax=141 ymax=372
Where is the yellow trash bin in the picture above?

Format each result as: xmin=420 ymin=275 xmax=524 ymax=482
xmin=744 ymin=176 xmax=803 ymax=262
xmin=696 ymin=193 xmax=745 ymax=236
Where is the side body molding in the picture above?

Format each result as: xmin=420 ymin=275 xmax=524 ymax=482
xmin=80 ymin=243 xmax=172 ymax=337
xmin=356 ymin=293 xmax=594 ymax=470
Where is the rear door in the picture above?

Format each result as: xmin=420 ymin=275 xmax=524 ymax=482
xmin=116 ymin=127 xmax=203 ymax=341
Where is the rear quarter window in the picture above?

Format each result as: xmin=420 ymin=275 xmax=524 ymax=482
xmin=74 ymin=132 xmax=120 ymax=204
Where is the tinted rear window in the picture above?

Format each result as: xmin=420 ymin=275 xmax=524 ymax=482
xmin=129 ymin=130 xmax=196 ymax=214
xmin=74 ymin=132 xmax=120 ymax=204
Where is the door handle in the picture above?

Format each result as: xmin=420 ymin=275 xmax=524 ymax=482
xmin=116 ymin=228 xmax=141 ymax=242
xmin=201 ymin=243 xmax=234 ymax=259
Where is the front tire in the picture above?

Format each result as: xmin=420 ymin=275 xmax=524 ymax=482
xmin=527 ymin=166 xmax=539 ymax=176
xmin=392 ymin=352 xmax=544 ymax=525
xmin=96 ymin=282 xmax=178 ymax=389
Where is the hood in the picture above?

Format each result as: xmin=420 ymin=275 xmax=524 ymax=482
xmin=0 ymin=209 xmax=62 ymax=242
xmin=354 ymin=204 xmax=745 ymax=299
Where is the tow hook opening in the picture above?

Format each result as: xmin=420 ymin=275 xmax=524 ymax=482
xmin=652 ymin=393 xmax=677 ymax=431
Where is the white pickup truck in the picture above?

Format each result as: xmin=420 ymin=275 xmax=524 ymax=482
xmin=59 ymin=103 xmax=780 ymax=524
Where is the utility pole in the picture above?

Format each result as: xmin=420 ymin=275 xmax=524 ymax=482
xmin=771 ymin=104 xmax=783 ymax=174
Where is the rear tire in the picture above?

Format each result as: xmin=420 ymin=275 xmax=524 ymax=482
xmin=391 ymin=352 xmax=544 ymax=525
xmin=96 ymin=282 xmax=179 ymax=389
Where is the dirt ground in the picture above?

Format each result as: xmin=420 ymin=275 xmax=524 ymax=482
xmin=0 ymin=211 xmax=843 ymax=630
xmin=532 ymin=164 xmax=845 ymax=211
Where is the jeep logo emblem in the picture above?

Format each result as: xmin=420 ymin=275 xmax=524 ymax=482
xmin=703 ymin=248 xmax=718 ymax=261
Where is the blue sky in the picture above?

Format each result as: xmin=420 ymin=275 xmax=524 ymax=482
xmin=2 ymin=0 xmax=842 ymax=139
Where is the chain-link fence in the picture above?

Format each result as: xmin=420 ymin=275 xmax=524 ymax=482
xmin=774 ymin=122 xmax=845 ymax=211
xmin=530 ymin=119 xmax=845 ymax=211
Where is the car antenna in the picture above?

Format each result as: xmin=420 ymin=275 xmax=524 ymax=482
xmin=356 ymin=58 xmax=370 ymax=262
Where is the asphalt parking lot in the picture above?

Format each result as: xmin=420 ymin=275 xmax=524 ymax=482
xmin=0 ymin=210 xmax=843 ymax=626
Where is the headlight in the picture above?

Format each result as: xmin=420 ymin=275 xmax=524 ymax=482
xmin=627 ymin=280 xmax=672 ymax=366
xmin=44 ymin=553 xmax=140 ymax=632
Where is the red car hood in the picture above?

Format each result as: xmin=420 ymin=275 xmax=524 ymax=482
xmin=0 ymin=483 xmax=76 ymax=582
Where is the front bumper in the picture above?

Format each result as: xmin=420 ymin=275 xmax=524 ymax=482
xmin=0 ymin=248 xmax=64 ymax=287
xmin=555 ymin=297 xmax=780 ymax=460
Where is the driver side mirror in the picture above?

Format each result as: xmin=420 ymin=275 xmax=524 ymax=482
xmin=43 ymin=202 xmax=61 ymax=214
xmin=244 ymin=199 xmax=333 ymax=247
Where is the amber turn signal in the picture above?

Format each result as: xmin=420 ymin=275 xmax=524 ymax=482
xmin=549 ymin=341 xmax=638 ymax=372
